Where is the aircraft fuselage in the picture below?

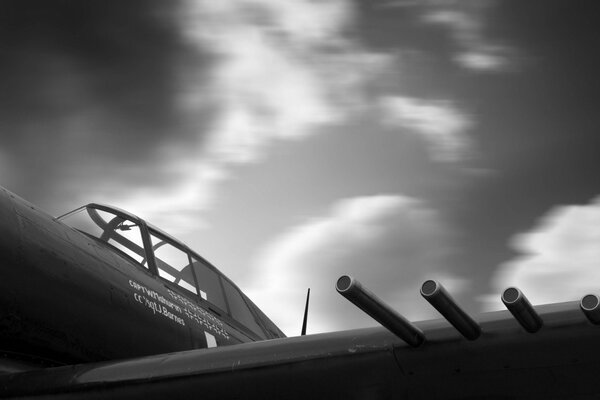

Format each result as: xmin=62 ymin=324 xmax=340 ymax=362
xmin=0 ymin=186 xmax=277 ymax=370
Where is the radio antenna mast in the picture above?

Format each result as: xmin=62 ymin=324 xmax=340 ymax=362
xmin=301 ymin=288 xmax=310 ymax=336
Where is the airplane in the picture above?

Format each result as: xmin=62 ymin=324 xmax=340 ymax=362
xmin=0 ymin=184 xmax=600 ymax=399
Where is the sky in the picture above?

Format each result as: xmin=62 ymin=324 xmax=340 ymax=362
xmin=1 ymin=0 xmax=600 ymax=336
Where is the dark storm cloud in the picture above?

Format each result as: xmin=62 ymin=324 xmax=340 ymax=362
xmin=0 ymin=0 xmax=211 ymax=209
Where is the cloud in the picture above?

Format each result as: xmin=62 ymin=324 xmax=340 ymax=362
xmin=245 ymin=195 xmax=460 ymax=335
xmin=183 ymin=0 xmax=393 ymax=164
xmin=0 ymin=0 xmax=396 ymax=234
xmin=455 ymin=49 xmax=510 ymax=71
xmin=422 ymin=4 xmax=514 ymax=72
xmin=117 ymin=0 xmax=396 ymax=233
xmin=380 ymin=96 xmax=473 ymax=162
xmin=0 ymin=0 xmax=488 ymax=238
xmin=115 ymin=0 xmax=398 ymax=233
xmin=0 ymin=0 xmax=206 ymax=208
xmin=489 ymin=196 xmax=600 ymax=309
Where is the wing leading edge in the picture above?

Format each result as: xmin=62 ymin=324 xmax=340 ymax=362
xmin=2 ymin=301 xmax=600 ymax=400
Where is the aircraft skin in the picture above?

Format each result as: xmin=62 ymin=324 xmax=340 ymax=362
xmin=1 ymin=185 xmax=600 ymax=399
xmin=0 ymin=186 xmax=283 ymax=370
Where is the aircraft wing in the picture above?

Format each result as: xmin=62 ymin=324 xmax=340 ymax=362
xmin=1 ymin=301 xmax=599 ymax=399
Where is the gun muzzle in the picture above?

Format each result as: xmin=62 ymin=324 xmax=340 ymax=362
xmin=580 ymin=294 xmax=600 ymax=325
xmin=501 ymin=287 xmax=543 ymax=333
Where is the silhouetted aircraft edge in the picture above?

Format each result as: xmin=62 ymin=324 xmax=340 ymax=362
xmin=0 ymin=185 xmax=599 ymax=399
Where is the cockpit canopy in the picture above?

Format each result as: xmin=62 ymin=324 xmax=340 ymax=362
xmin=57 ymin=204 xmax=285 ymax=340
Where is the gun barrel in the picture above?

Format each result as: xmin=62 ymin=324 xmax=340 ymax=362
xmin=336 ymin=275 xmax=425 ymax=347
xmin=421 ymin=280 xmax=481 ymax=340
xmin=501 ymin=287 xmax=543 ymax=333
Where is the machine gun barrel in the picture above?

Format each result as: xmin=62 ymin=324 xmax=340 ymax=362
xmin=421 ymin=280 xmax=481 ymax=340
xmin=501 ymin=287 xmax=543 ymax=333
xmin=336 ymin=275 xmax=425 ymax=347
